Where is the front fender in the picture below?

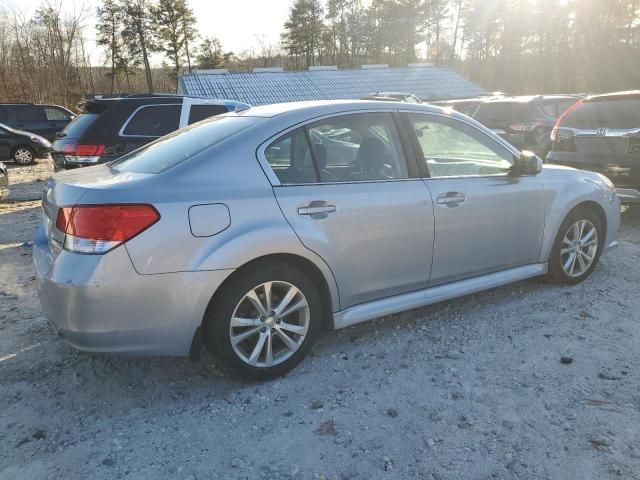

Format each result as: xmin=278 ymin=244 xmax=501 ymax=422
xmin=537 ymin=168 xmax=619 ymax=262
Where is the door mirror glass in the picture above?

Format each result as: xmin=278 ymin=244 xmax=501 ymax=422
xmin=513 ymin=151 xmax=543 ymax=176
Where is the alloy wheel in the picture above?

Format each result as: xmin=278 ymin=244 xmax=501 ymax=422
xmin=560 ymin=219 xmax=599 ymax=278
xmin=14 ymin=148 xmax=33 ymax=164
xmin=229 ymin=281 xmax=310 ymax=368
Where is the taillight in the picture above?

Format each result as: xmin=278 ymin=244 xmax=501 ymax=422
xmin=61 ymin=144 xmax=107 ymax=164
xmin=55 ymin=204 xmax=160 ymax=254
xmin=551 ymin=100 xmax=584 ymax=143
xmin=550 ymin=100 xmax=584 ymax=152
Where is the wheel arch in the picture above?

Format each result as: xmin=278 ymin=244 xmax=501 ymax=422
xmin=203 ymin=253 xmax=338 ymax=332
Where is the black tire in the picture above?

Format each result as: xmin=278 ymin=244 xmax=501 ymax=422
xmin=11 ymin=146 xmax=35 ymax=165
xmin=202 ymin=261 xmax=323 ymax=380
xmin=547 ymin=207 xmax=604 ymax=284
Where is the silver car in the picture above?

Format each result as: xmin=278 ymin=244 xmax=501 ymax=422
xmin=34 ymin=101 xmax=621 ymax=379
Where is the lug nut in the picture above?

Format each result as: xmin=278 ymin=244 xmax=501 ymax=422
xmin=260 ymin=316 xmax=265 ymax=322
xmin=276 ymin=318 xmax=281 ymax=324
xmin=260 ymin=327 xmax=266 ymax=333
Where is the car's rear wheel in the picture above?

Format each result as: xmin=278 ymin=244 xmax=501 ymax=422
xmin=548 ymin=207 xmax=603 ymax=284
xmin=12 ymin=146 xmax=35 ymax=165
xmin=202 ymin=262 xmax=322 ymax=380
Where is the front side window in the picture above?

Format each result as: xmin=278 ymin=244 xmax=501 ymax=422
xmin=122 ymin=104 xmax=181 ymax=137
xmin=306 ymin=113 xmax=408 ymax=182
xmin=45 ymin=107 xmax=72 ymax=121
xmin=407 ymin=114 xmax=513 ymax=178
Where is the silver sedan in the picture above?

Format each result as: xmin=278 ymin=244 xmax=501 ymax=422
xmin=34 ymin=101 xmax=621 ymax=379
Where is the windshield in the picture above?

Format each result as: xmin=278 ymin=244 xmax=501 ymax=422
xmin=112 ymin=116 xmax=260 ymax=174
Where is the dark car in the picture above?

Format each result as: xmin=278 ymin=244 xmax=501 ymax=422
xmin=0 ymin=161 xmax=8 ymax=199
xmin=547 ymin=91 xmax=640 ymax=203
xmin=0 ymin=123 xmax=51 ymax=165
xmin=472 ymin=95 xmax=582 ymax=157
xmin=52 ymin=95 xmax=250 ymax=170
xmin=0 ymin=103 xmax=75 ymax=141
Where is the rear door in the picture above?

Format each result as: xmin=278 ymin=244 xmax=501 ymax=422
xmin=263 ymin=111 xmax=434 ymax=310
xmin=0 ymin=125 xmax=12 ymax=160
xmin=403 ymin=112 xmax=546 ymax=286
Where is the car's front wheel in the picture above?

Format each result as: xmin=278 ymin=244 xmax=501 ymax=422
xmin=203 ymin=262 xmax=322 ymax=380
xmin=548 ymin=207 xmax=604 ymax=284
xmin=12 ymin=146 xmax=35 ymax=165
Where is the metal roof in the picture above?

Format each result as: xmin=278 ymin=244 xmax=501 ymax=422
xmin=178 ymin=66 xmax=485 ymax=105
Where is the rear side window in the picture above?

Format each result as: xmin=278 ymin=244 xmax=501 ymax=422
xmin=60 ymin=114 xmax=98 ymax=139
xmin=188 ymin=104 xmax=229 ymax=124
xmin=265 ymin=129 xmax=316 ymax=184
xmin=14 ymin=106 xmax=46 ymax=122
xmin=113 ymin=116 xmax=259 ymax=174
xmin=122 ymin=104 xmax=181 ymax=137
xmin=473 ymin=103 xmax=530 ymax=123
xmin=562 ymin=99 xmax=640 ymax=129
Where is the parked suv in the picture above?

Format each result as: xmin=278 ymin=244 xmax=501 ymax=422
xmin=0 ymin=123 xmax=52 ymax=164
xmin=0 ymin=104 xmax=74 ymax=141
xmin=52 ymin=95 xmax=250 ymax=170
xmin=547 ymin=91 xmax=640 ymax=203
xmin=472 ymin=95 xmax=582 ymax=157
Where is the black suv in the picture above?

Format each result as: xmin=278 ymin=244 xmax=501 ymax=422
xmin=472 ymin=95 xmax=582 ymax=157
xmin=0 ymin=104 xmax=75 ymax=141
xmin=547 ymin=91 xmax=640 ymax=203
xmin=52 ymin=95 xmax=249 ymax=170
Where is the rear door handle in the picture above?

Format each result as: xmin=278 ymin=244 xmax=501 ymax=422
xmin=298 ymin=205 xmax=337 ymax=216
xmin=436 ymin=192 xmax=467 ymax=206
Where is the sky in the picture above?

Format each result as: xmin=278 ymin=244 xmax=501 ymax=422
xmin=7 ymin=0 xmax=294 ymax=64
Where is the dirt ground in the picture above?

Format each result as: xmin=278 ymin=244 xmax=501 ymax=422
xmin=1 ymin=158 xmax=640 ymax=480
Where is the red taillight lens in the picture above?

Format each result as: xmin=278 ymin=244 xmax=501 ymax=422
xmin=56 ymin=204 xmax=159 ymax=251
xmin=61 ymin=144 xmax=106 ymax=156
xmin=551 ymin=99 xmax=584 ymax=142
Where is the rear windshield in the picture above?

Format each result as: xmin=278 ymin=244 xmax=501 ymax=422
xmin=562 ymin=99 xmax=640 ymax=129
xmin=473 ymin=103 xmax=530 ymax=123
xmin=60 ymin=114 xmax=98 ymax=139
xmin=112 ymin=116 xmax=259 ymax=174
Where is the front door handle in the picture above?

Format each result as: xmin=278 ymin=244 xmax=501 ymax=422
xmin=436 ymin=192 xmax=467 ymax=207
xmin=298 ymin=201 xmax=336 ymax=219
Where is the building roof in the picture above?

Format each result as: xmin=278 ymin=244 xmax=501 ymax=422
xmin=178 ymin=66 xmax=485 ymax=105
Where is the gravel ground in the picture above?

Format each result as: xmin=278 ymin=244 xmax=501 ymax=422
xmin=1 ymin=158 xmax=640 ymax=480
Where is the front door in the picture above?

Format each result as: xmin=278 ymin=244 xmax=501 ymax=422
xmin=403 ymin=112 xmax=546 ymax=286
xmin=265 ymin=112 xmax=434 ymax=309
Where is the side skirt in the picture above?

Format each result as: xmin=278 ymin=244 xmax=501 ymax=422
xmin=333 ymin=263 xmax=548 ymax=330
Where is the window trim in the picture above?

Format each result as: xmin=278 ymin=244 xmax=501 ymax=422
xmin=119 ymin=104 xmax=183 ymax=138
xmin=400 ymin=111 xmax=519 ymax=180
xmin=257 ymin=110 xmax=419 ymax=187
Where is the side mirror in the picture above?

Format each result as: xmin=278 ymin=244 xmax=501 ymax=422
xmin=512 ymin=150 xmax=543 ymax=176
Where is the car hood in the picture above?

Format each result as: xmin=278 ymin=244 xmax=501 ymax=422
xmin=13 ymin=129 xmax=51 ymax=146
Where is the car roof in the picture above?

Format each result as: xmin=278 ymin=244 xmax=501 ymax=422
xmin=587 ymin=90 xmax=640 ymax=102
xmin=232 ymin=99 xmax=452 ymax=120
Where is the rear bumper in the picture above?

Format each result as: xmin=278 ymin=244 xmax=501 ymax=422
xmin=33 ymin=225 xmax=233 ymax=356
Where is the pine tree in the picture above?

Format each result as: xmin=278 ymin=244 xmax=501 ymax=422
xmin=196 ymin=37 xmax=232 ymax=69
xmin=154 ymin=0 xmax=197 ymax=81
